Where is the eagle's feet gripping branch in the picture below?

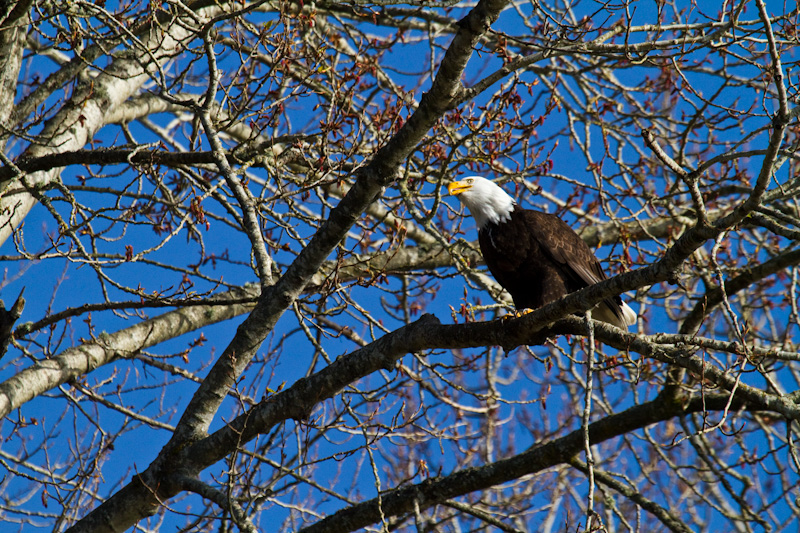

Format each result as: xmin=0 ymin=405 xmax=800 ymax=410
xmin=501 ymin=308 xmax=534 ymax=322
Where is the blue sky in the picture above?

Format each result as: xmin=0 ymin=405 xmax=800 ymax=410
xmin=2 ymin=1 xmax=799 ymax=531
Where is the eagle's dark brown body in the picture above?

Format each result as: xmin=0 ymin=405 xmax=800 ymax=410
xmin=478 ymin=205 xmax=627 ymax=323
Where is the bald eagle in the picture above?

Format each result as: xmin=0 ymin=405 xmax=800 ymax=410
xmin=448 ymin=176 xmax=636 ymax=329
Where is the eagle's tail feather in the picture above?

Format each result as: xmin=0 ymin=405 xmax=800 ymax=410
xmin=592 ymin=299 xmax=637 ymax=329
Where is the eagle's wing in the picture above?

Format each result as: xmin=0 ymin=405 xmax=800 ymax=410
xmin=521 ymin=210 xmax=635 ymax=326
xmin=521 ymin=210 xmax=607 ymax=289
xmin=487 ymin=209 xmax=634 ymax=327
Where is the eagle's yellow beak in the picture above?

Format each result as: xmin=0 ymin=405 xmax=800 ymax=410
xmin=447 ymin=181 xmax=472 ymax=195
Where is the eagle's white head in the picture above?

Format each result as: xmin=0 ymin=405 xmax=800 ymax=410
xmin=447 ymin=176 xmax=515 ymax=228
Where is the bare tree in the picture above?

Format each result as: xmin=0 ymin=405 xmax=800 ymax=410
xmin=1 ymin=0 xmax=799 ymax=531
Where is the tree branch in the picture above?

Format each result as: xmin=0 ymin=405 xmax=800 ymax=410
xmin=297 ymin=392 xmax=751 ymax=533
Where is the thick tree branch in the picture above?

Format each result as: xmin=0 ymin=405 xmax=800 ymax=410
xmin=0 ymin=0 xmax=29 ymax=126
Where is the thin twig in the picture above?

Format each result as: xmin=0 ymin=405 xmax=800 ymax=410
xmin=583 ymin=311 xmax=597 ymax=532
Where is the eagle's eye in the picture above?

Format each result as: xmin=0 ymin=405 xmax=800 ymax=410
xmin=466 ymin=178 xmax=473 ymax=184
